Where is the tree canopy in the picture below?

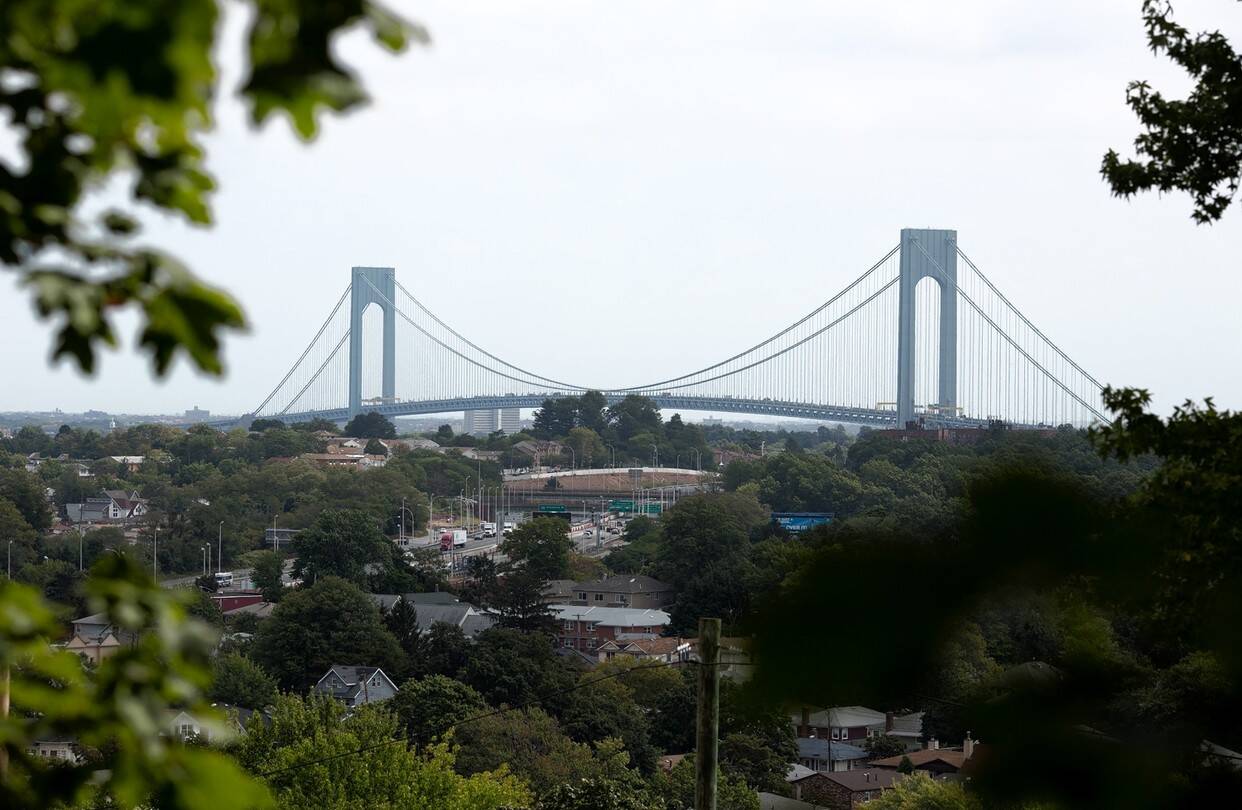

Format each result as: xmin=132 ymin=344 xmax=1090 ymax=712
xmin=1 ymin=0 xmax=427 ymax=375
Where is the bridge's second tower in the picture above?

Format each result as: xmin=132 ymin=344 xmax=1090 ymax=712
xmin=897 ymin=228 xmax=957 ymax=426
xmin=349 ymin=266 xmax=396 ymax=417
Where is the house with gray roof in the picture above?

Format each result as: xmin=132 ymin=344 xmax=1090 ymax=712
xmin=796 ymin=737 xmax=870 ymax=773
xmin=313 ymin=665 xmax=398 ymax=707
xmin=549 ymin=604 xmax=671 ymax=654
xmin=566 ymin=574 xmax=674 ymax=609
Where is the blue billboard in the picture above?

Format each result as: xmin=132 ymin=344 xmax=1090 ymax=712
xmin=771 ymin=512 xmax=834 ymax=533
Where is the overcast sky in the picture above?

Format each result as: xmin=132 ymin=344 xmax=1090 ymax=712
xmin=2 ymin=0 xmax=1240 ymax=417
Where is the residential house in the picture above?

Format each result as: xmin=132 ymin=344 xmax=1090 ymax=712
xmin=548 ymin=604 xmax=671 ymax=653
xmin=512 ymin=439 xmax=564 ymax=467
xmin=543 ymin=579 xmax=577 ymax=602
xmin=793 ymin=706 xmax=887 ymax=744
xmin=65 ymin=489 xmax=148 ymax=525
xmin=454 ymin=447 xmax=503 ymax=462
xmin=790 ymin=769 xmax=900 ymax=808
xmin=886 ymin=711 xmax=925 ymax=752
xmin=567 ymin=574 xmax=674 ymax=609
xmin=869 ymin=737 xmax=979 ymax=778
xmin=298 ymin=452 xmax=387 ymax=470
xmin=168 ymin=704 xmax=261 ymax=743
xmin=596 ymin=635 xmax=690 ymax=664
xmin=106 ymin=455 xmax=145 ymax=472
xmin=370 ymin=593 xmax=403 ymax=613
xmin=313 ymin=665 xmax=399 ymax=707
xmin=64 ymin=612 xmax=133 ymax=665
xmin=401 ymin=594 xmax=496 ymax=639
xmin=26 ymin=736 xmax=84 ymax=765
xmin=758 ymin=793 xmax=819 ymax=810
xmin=796 ymin=737 xmax=870 ymax=773
xmin=211 ymin=591 xmax=264 ymax=612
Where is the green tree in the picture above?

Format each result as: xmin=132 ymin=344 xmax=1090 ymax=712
xmin=896 ymin=755 xmax=915 ymax=775
xmin=1102 ymin=1 xmax=1242 ymax=223
xmin=867 ymin=772 xmax=979 ymax=809
xmin=1 ymin=0 xmax=425 ymax=375
xmin=391 ymin=674 xmax=488 ymax=745
xmin=364 ymin=437 xmax=389 ymax=456
xmin=652 ymin=756 xmax=760 ymax=810
xmin=566 ymin=427 xmax=606 ymax=468
xmin=487 ymin=568 xmax=557 ymax=633
xmin=252 ymin=576 xmax=404 ymax=690
xmin=560 ymin=670 xmax=659 ymax=773
xmin=453 ymin=706 xmax=600 ymax=797
xmin=1 ymin=554 xmax=271 ymax=810
xmin=344 ymin=411 xmax=397 ymax=439
xmin=412 ymin=621 xmax=471 ymax=679
xmin=459 ymin=628 xmax=576 ymax=713
xmin=210 ymin=652 xmax=278 ymax=709
xmin=251 ymin=550 xmax=286 ymax=603
xmin=232 ymin=694 xmax=528 ymax=810
xmin=863 ymin=734 xmax=909 ymax=760
xmin=0 ymin=468 xmax=53 ymax=530
xmin=250 ymin=419 xmax=286 ymax=432
xmin=292 ymin=508 xmax=392 ymax=587
xmin=500 ymin=517 xmax=573 ymax=581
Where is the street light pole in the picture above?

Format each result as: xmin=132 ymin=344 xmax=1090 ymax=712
xmin=217 ymin=521 xmax=224 ymax=575
xmin=6 ymin=540 xmax=12 ymax=578
xmin=153 ymin=527 xmax=158 ymax=580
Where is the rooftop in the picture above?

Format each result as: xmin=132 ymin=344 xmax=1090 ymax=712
xmin=819 ymin=769 xmax=901 ymax=792
xmin=574 ymin=574 xmax=673 ymax=594
xmin=548 ymin=604 xmax=671 ymax=627
xmin=870 ymin=748 xmax=969 ymax=770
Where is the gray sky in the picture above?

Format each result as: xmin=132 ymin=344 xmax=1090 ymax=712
xmin=3 ymin=0 xmax=1240 ymax=416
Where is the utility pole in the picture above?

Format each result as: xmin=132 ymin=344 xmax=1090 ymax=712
xmin=695 ymin=617 xmax=721 ymax=810
xmin=217 ymin=521 xmax=224 ymax=574
xmin=152 ymin=527 xmax=158 ymax=580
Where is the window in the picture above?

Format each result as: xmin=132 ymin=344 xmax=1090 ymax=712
xmin=576 ymin=592 xmax=587 ymax=600
xmin=593 ymin=593 xmax=604 ymax=601
xmin=830 ymin=728 xmax=841 ymax=740
xmin=179 ymin=724 xmax=196 ymax=739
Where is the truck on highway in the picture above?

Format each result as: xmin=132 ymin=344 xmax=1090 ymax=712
xmin=214 ymin=571 xmax=233 ymax=588
xmin=502 ymin=521 xmax=515 ymax=535
xmin=439 ymin=530 xmax=469 ymax=550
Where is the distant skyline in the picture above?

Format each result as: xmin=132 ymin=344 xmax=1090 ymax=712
xmin=2 ymin=1 xmax=1240 ymax=416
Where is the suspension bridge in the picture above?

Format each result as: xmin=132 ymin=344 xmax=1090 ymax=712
xmin=242 ymin=228 xmax=1106 ymax=431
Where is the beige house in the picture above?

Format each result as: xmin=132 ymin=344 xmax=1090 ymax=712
xmin=64 ymin=612 xmax=130 ymax=665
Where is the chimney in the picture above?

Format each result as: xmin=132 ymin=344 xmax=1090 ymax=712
xmin=963 ymin=732 xmax=974 ymax=759
xmin=929 ymin=737 xmax=939 ymax=750
xmin=885 ymin=712 xmax=894 ymax=733
xmin=801 ymin=707 xmax=810 ymax=734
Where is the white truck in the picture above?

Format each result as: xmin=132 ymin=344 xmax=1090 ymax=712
xmin=451 ymin=529 xmax=469 ymax=548
xmin=480 ymin=521 xmax=497 ymax=537
xmin=502 ymin=521 xmax=516 ymax=535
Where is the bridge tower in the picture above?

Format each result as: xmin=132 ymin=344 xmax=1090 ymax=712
xmin=349 ymin=266 xmax=397 ymax=417
xmin=896 ymin=228 xmax=957 ymax=426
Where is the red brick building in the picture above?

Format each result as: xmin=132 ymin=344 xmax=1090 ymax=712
xmin=549 ymin=604 xmax=671 ymax=653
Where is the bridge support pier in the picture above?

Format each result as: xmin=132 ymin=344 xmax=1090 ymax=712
xmin=349 ymin=266 xmax=397 ymax=417
xmin=896 ymin=229 xmax=957 ymax=427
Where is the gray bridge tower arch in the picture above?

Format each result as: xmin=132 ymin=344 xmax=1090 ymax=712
xmin=349 ymin=266 xmax=396 ymax=416
xmin=896 ymin=228 xmax=957 ymax=426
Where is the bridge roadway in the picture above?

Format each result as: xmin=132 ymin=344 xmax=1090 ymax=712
xmin=226 ymin=393 xmax=1008 ymax=430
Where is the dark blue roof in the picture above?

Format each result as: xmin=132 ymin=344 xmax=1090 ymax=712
xmin=796 ymin=737 xmax=869 ymax=761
